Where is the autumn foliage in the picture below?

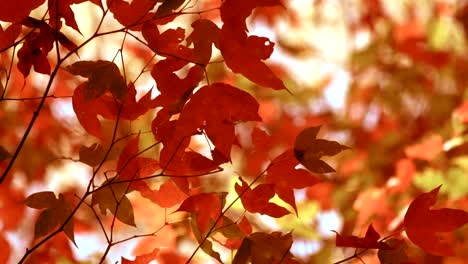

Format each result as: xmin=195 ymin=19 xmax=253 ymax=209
xmin=1 ymin=0 xmax=468 ymax=263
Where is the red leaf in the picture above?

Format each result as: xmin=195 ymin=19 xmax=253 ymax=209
xmin=186 ymin=19 xmax=220 ymax=64
xmin=0 ymin=232 xmax=10 ymax=263
xmin=0 ymin=24 xmax=21 ymax=51
xmin=150 ymin=58 xmax=204 ymax=111
xmin=404 ymin=186 xmax=468 ymax=256
xmin=235 ymin=177 xmax=290 ymax=218
xmin=0 ymin=0 xmax=45 ymax=22
xmin=72 ymin=83 xmax=111 ymax=139
xmin=334 ymin=224 xmax=392 ymax=250
xmin=121 ymin=248 xmax=160 ymax=264
xmin=72 ymin=83 xmax=156 ymax=139
xmin=143 ymin=19 xmax=219 ymax=63
xmin=48 ymin=0 xmax=81 ymax=32
xmin=176 ymin=192 xmax=227 ymax=233
xmin=17 ymin=36 xmax=51 ymax=77
xmin=107 ymin=0 xmax=156 ymax=30
xmin=115 ymin=135 xmax=164 ymax=205
xmin=294 ymin=126 xmax=350 ymax=173
xmin=66 ymin=60 xmax=127 ymax=100
xmin=219 ymin=0 xmax=287 ymax=91
xmin=140 ymin=179 xmax=188 ymax=208
xmin=175 ymin=83 xmax=261 ymax=161
xmin=154 ymin=0 xmax=185 ymax=18
xmin=266 ymin=150 xmax=321 ymax=214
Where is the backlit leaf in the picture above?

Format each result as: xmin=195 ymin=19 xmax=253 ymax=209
xmin=404 ymin=185 xmax=468 ymax=256
xmin=334 ymin=224 xmax=392 ymax=250
xmin=91 ymin=178 xmax=136 ymax=226
xmin=235 ymin=177 xmax=290 ymax=218
xmin=25 ymin=192 xmax=76 ymax=244
xmin=266 ymin=150 xmax=321 ymax=214
xmin=66 ymin=60 xmax=127 ymax=100
xmin=219 ymin=0 xmax=287 ymax=91
xmin=294 ymin=126 xmax=350 ymax=173
xmin=121 ymin=248 xmax=160 ymax=264
xmin=176 ymin=192 xmax=227 ymax=234
xmin=233 ymin=232 xmax=299 ymax=264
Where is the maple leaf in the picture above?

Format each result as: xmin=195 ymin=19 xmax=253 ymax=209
xmin=266 ymin=150 xmax=321 ymax=214
xmin=403 ymin=185 xmax=468 ymax=256
xmin=334 ymin=224 xmax=392 ymax=250
xmin=233 ymin=232 xmax=300 ymax=264
xmin=151 ymin=58 xmax=204 ymax=112
xmin=154 ymin=0 xmax=185 ymax=18
xmin=186 ymin=19 xmax=220 ymax=64
xmin=107 ymin=0 xmax=156 ymax=30
xmin=378 ymin=238 xmax=417 ymax=264
xmin=294 ymin=126 xmax=350 ymax=173
xmin=139 ymin=179 xmax=188 ymax=208
xmin=0 ymin=24 xmax=21 ymax=51
xmin=91 ymin=178 xmax=136 ymax=226
xmin=72 ymin=82 xmax=156 ymax=139
xmin=114 ymin=135 xmax=170 ymax=207
xmin=17 ymin=33 xmax=52 ymax=77
xmin=25 ymin=191 xmax=76 ymax=244
xmin=235 ymin=177 xmax=290 ymax=218
xmin=66 ymin=60 xmax=127 ymax=100
xmin=143 ymin=19 xmax=219 ymax=63
xmin=0 ymin=0 xmax=45 ymax=22
xmin=219 ymin=0 xmax=287 ymax=91
xmin=176 ymin=192 xmax=227 ymax=234
xmin=48 ymin=0 xmax=82 ymax=32
xmin=121 ymin=248 xmax=160 ymax=264
xmin=79 ymin=143 xmax=106 ymax=167
xmin=174 ymin=83 xmax=262 ymax=161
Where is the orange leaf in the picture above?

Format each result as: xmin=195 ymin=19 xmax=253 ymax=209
xmin=404 ymin=134 xmax=443 ymax=161
xmin=219 ymin=0 xmax=287 ymax=91
xmin=176 ymin=192 xmax=227 ymax=234
xmin=121 ymin=248 xmax=160 ymax=264
xmin=404 ymin=186 xmax=468 ymax=256
xmin=235 ymin=177 xmax=290 ymax=218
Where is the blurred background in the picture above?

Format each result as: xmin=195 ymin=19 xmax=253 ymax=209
xmin=1 ymin=0 xmax=468 ymax=263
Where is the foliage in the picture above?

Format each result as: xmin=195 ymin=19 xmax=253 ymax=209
xmin=0 ymin=0 xmax=468 ymax=263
